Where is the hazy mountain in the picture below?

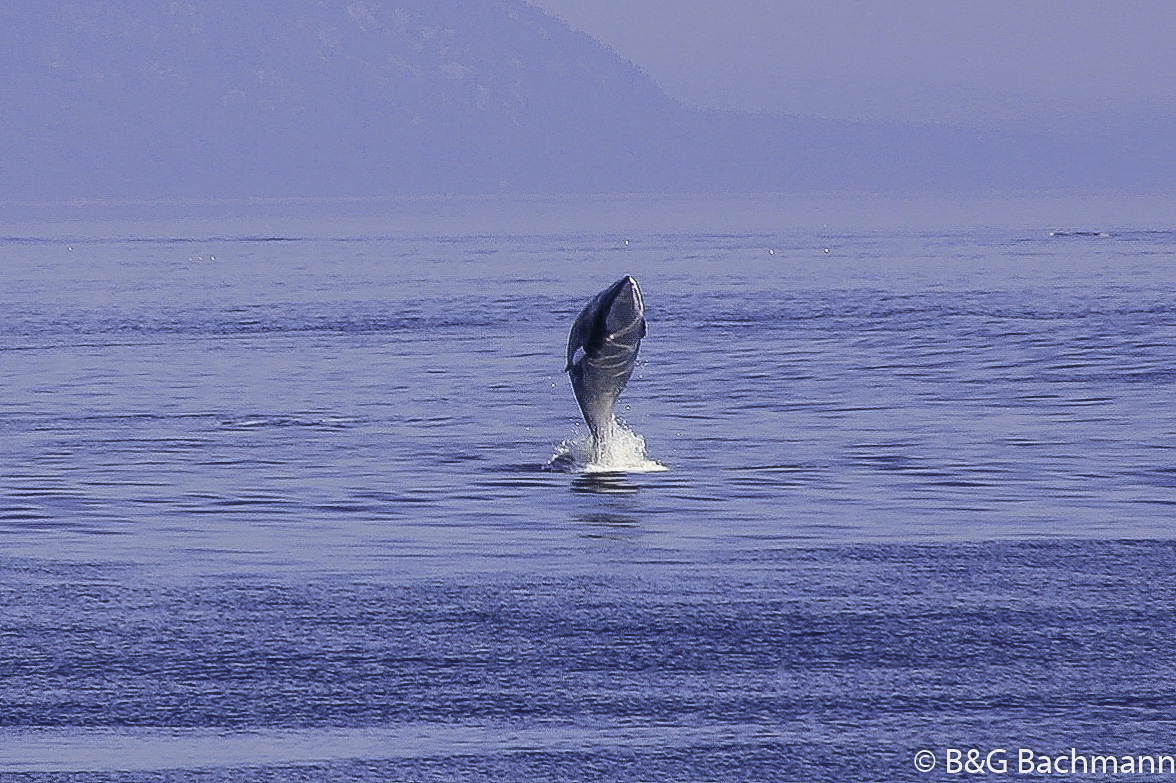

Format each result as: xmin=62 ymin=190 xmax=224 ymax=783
xmin=2 ymin=0 xmax=1170 ymax=200
xmin=2 ymin=0 xmax=682 ymax=198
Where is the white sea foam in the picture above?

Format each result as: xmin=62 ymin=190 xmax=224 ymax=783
xmin=548 ymin=421 xmax=667 ymax=474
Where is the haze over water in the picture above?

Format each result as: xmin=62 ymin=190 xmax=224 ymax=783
xmin=2 ymin=196 xmax=1175 ymax=780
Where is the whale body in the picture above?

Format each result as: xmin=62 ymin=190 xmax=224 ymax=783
xmin=566 ymin=276 xmax=646 ymax=441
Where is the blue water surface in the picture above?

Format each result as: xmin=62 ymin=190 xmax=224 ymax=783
xmin=1 ymin=196 xmax=1175 ymax=780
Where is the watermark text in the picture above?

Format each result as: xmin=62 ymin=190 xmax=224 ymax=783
xmin=914 ymin=748 xmax=1176 ymax=776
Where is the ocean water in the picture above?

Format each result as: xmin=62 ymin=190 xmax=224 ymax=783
xmin=1 ymin=197 xmax=1175 ymax=781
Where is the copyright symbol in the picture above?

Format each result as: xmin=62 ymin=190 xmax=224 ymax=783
xmin=914 ymin=750 xmax=937 ymax=772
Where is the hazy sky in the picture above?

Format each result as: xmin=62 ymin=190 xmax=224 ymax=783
xmin=528 ymin=0 xmax=1176 ymax=129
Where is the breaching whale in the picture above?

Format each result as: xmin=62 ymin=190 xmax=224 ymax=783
xmin=565 ymin=276 xmax=646 ymax=443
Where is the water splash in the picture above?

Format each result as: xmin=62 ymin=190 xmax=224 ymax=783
xmin=547 ymin=421 xmax=667 ymax=474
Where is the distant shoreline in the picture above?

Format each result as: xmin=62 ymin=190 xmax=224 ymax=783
xmin=2 ymin=192 xmax=1173 ymax=238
